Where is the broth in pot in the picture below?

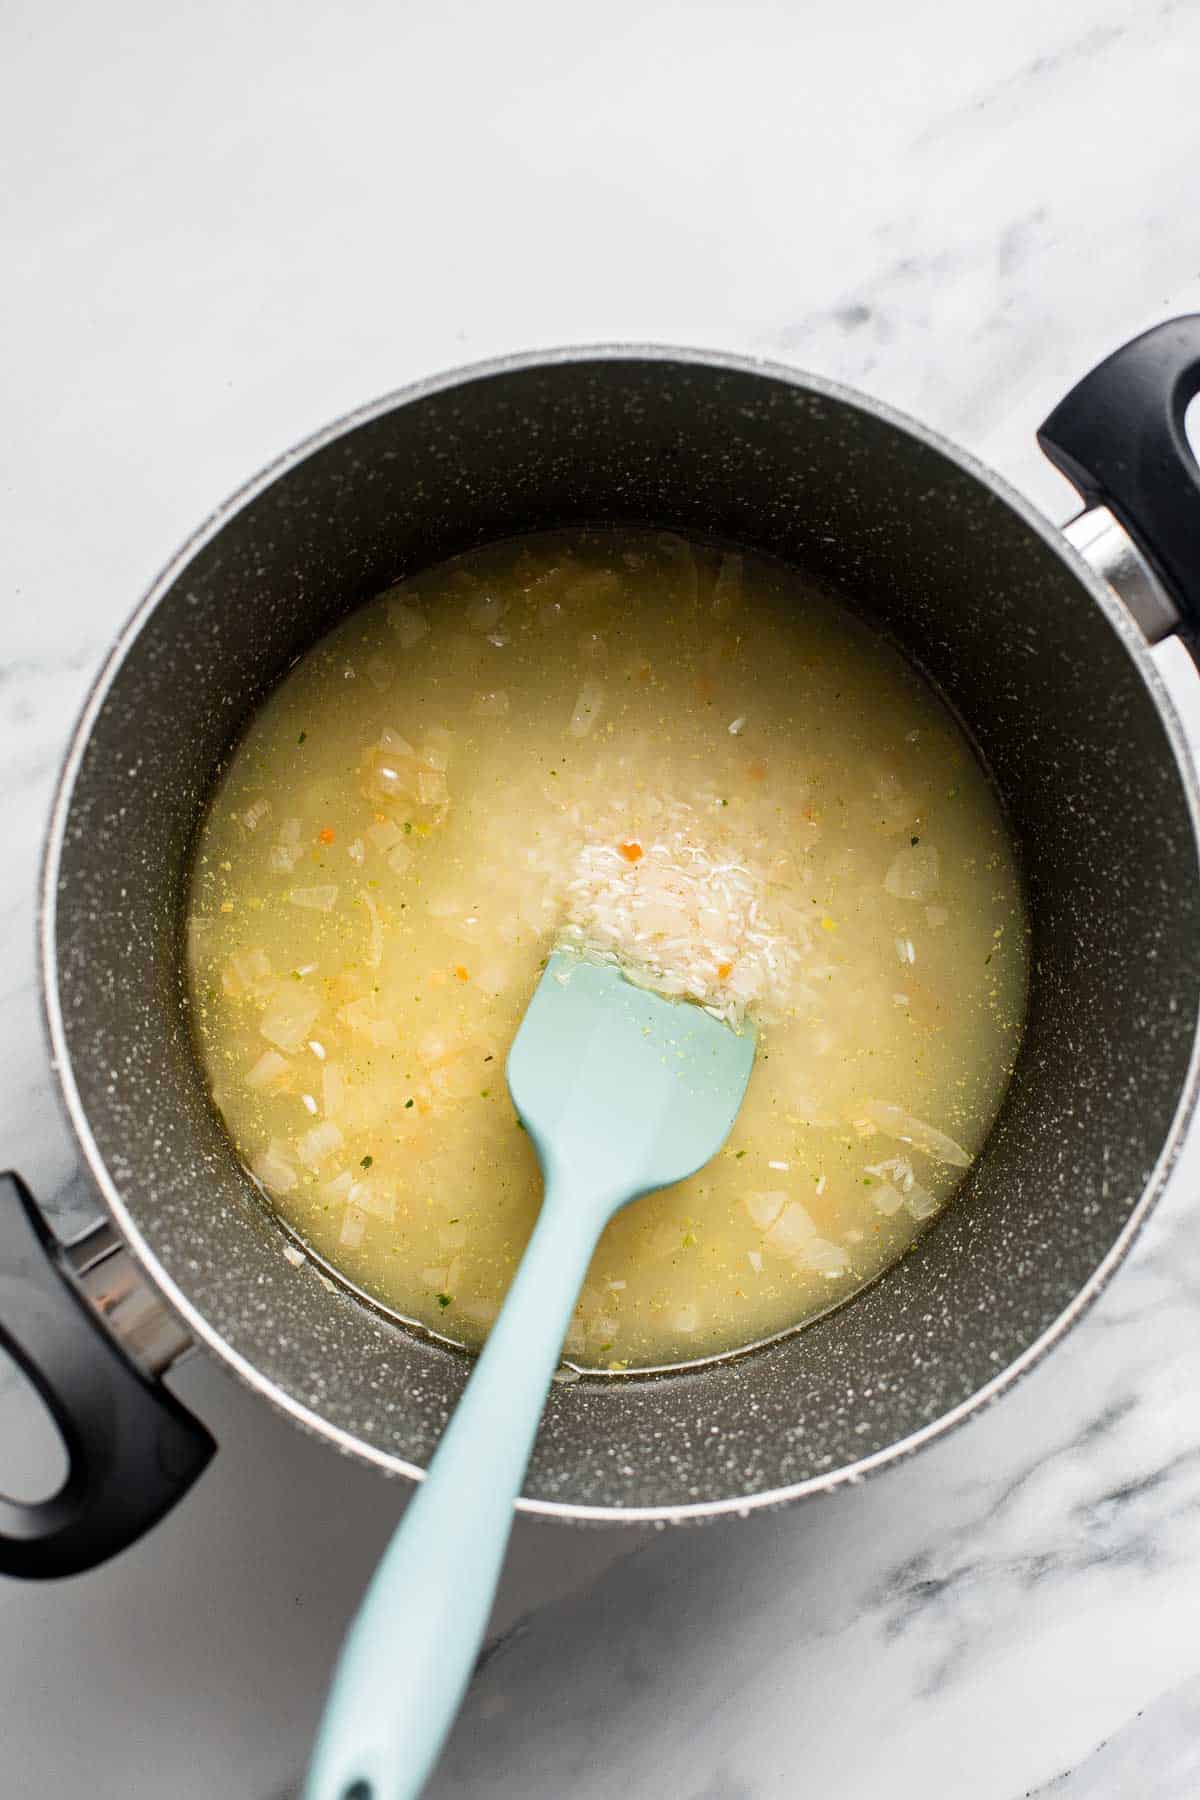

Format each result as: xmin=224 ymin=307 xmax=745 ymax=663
xmin=186 ymin=530 xmax=1028 ymax=1371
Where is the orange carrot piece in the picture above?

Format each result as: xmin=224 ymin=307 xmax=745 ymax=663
xmin=618 ymin=841 xmax=643 ymax=863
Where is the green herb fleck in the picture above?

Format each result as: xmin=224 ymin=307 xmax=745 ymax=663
xmin=480 ymin=1088 xmax=490 ymax=1098
xmin=404 ymin=1098 xmax=414 ymax=1109
xmin=681 ymin=1232 xmax=697 ymax=1248
xmin=436 ymin=1292 xmax=452 ymax=1310
xmin=515 ymin=1117 xmax=526 ymax=1131
xmin=298 ymin=731 xmax=307 ymax=744
xmin=735 ymin=1150 xmax=747 ymax=1160
xmin=910 ymin=835 xmax=919 ymax=846
xmin=360 ymin=1155 xmax=373 ymax=1169
xmin=404 ymin=821 xmax=413 ymax=834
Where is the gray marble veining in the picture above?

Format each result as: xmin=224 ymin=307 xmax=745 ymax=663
xmin=3 ymin=0 xmax=1200 ymax=1793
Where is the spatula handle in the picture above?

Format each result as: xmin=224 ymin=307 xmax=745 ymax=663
xmin=303 ymin=1187 xmax=602 ymax=1800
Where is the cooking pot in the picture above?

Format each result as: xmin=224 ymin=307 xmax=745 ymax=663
xmin=3 ymin=320 xmax=1200 ymax=1578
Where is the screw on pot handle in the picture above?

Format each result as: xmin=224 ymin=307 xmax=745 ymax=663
xmin=0 ymin=1171 xmax=215 ymax=1579
xmin=1038 ymin=315 xmax=1200 ymax=619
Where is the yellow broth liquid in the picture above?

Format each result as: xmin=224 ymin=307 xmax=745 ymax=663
xmin=186 ymin=530 xmax=1028 ymax=1371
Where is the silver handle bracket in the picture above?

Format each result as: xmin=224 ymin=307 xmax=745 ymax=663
xmin=1064 ymin=504 xmax=1181 ymax=645
xmin=61 ymin=1219 xmax=192 ymax=1379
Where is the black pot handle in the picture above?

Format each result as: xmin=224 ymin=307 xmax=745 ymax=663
xmin=0 ymin=1172 xmax=215 ymax=1579
xmin=1038 ymin=315 xmax=1200 ymax=617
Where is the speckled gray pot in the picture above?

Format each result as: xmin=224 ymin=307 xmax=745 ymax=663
xmin=39 ymin=346 xmax=1200 ymax=1523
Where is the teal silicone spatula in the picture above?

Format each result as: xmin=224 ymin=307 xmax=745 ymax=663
xmin=304 ymin=948 xmax=757 ymax=1800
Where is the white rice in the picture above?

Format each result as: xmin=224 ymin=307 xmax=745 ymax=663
xmin=557 ymin=799 xmax=805 ymax=1028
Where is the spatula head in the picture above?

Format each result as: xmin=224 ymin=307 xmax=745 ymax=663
xmin=507 ymin=950 xmax=757 ymax=1222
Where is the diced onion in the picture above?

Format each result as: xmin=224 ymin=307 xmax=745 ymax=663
xmin=906 ymin=1182 xmax=940 ymax=1221
xmin=185 ymin=916 xmax=212 ymax=957
xmin=364 ymin=750 xmax=415 ymax=802
xmin=368 ymin=819 xmax=405 ymax=852
xmin=297 ymin=1120 xmax=344 ymax=1167
xmin=243 ymin=798 xmax=270 ymax=832
xmin=246 ymin=1048 xmax=290 ymax=1091
xmin=338 ymin=998 xmax=399 ymax=1047
xmin=339 ymin=1205 xmax=367 ymax=1249
xmin=766 ymin=1201 xmax=817 ymax=1257
xmin=884 ymin=845 xmax=940 ymax=901
xmin=289 ymin=885 xmax=338 ymax=912
xmin=803 ymin=1237 xmax=850 ymax=1276
xmin=361 ymin=893 xmax=384 ymax=968
xmin=322 ymin=1063 xmax=345 ymax=1117
xmin=260 ymin=989 xmax=321 ymax=1053
xmin=348 ymin=1179 xmax=393 ymax=1221
xmin=568 ymin=681 xmax=605 ymax=738
xmin=380 ymin=726 xmax=417 ymax=757
xmin=250 ymin=1141 xmax=299 ymax=1193
xmin=869 ymin=1180 xmax=908 ymax=1217
xmin=417 ymin=768 xmax=448 ymax=806
xmin=711 ymin=553 xmax=743 ymax=619
xmin=223 ymin=948 xmax=275 ymax=1000
xmin=268 ymin=817 xmax=304 ymax=875
xmin=387 ymin=601 xmax=429 ymax=648
xmin=863 ymin=1100 xmax=971 ymax=1167
xmin=268 ymin=843 xmax=301 ymax=875
xmin=745 ymin=1190 xmax=787 ymax=1231
xmin=656 ymin=533 xmax=699 ymax=605
xmin=424 ymin=727 xmax=454 ymax=768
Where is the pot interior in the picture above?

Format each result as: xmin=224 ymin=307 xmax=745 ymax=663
xmin=47 ymin=352 xmax=1200 ymax=1515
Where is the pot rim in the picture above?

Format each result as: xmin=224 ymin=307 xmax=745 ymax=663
xmin=38 ymin=341 xmax=1200 ymax=1523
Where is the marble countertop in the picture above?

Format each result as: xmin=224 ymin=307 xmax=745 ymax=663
xmin=4 ymin=0 xmax=1200 ymax=1793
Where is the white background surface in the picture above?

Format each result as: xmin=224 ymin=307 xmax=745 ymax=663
xmin=3 ymin=1 xmax=1200 ymax=1794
